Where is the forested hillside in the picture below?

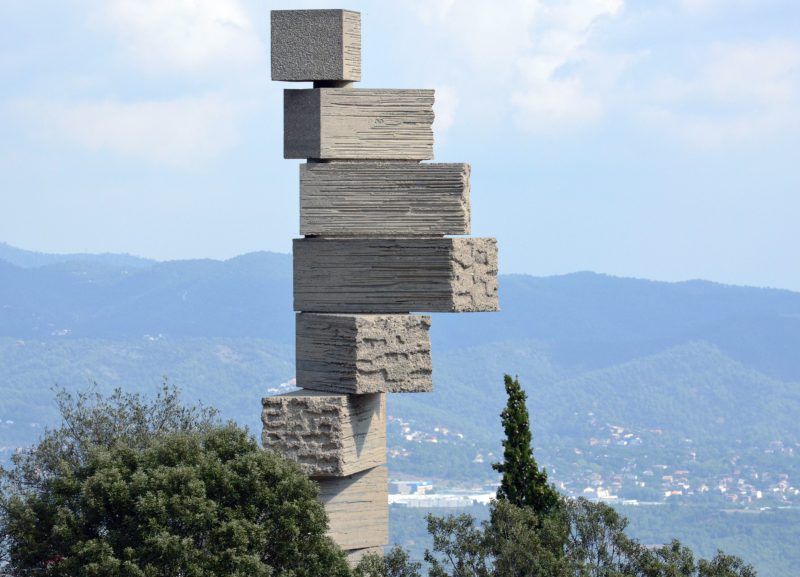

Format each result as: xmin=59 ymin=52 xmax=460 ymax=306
xmin=1 ymin=243 xmax=798 ymax=577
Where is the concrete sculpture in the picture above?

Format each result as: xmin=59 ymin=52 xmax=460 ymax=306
xmin=263 ymin=9 xmax=498 ymax=563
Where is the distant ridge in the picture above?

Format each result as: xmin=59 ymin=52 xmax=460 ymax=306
xmin=0 ymin=246 xmax=294 ymax=341
xmin=0 ymin=245 xmax=798 ymax=379
xmin=0 ymin=241 xmax=155 ymax=270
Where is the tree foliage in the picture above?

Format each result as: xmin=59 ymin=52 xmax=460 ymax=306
xmin=0 ymin=385 xmax=349 ymax=577
xmin=354 ymin=546 xmax=423 ymax=577
xmin=405 ymin=498 xmax=758 ymax=577
xmin=492 ymin=375 xmax=560 ymax=515
xmin=373 ymin=371 xmax=758 ymax=577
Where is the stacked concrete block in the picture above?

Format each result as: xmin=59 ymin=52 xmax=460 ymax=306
xmin=296 ymin=313 xmax=432 ymax=394
xmin=294 ymin=237 xmax=499 ymax=313
xmin=261 ymin=391 xmax=385 ymax=476
xmin=271 ymin=10 xmax=361 ymax=83
xmin=264 ymin=8 xmax=498 ymax=562
xmin=300 ymin=162 xmax=470 ymax=236
xmin=317 ymin=466 xmax=389 ymax=550
xmin=284 ymin=88 xmax=434 ymax=160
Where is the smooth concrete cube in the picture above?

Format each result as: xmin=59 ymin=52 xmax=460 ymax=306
xmin=297 ymin=313 xmax=432 ymax=394
xmin=284 ymin=88 xmax=434 ymax=160
xmin=261 ymin=391 xmax=385 ymax=477
xmin=271 ymin=10 xmax=361 ymax=82
xmin=293 ymin=237 xmax=499 ymax=313
xmin=318 ymin=466 xmax=388 ymax=551
xmin=300 ymin=162 xmax=470 ymax=236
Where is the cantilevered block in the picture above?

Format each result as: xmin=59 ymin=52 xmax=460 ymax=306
xmin=284 ymin=88 xmax=434 ymax=160
xmin=271 ymin=9 xmax=361 ymax=82
xmin=318 ymin=466 xmax=388 ymax=551
xmin=261 ymin=391 xmax=385 ymax=476
xmin=300 ymin=162 xmax=470 ymax=236
xmin=297 ymin=313 xmax=432 ymax=394
xmin=293 ymin=237 xmax=499 ymax=313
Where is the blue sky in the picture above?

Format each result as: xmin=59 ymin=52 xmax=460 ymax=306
xmin=1 ymin=0 xmax=798 ymax=289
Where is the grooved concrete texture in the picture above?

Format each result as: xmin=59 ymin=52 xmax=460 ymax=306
xmin=284 ymin=88 xmax=434 ymax=160
xmin=299 ymin=162 xmax=470 ymax=236
xmin=297 ymin=313 xmax=432 ymax=394
xmin=271 ymin=10 xmax=361 ymax=82
xmin=261 ymin=391 xmax=385 ymax=477
xmin=293 ymin=237 xmax=499 ymax=313
xmin=318 ymin=466 xmax=389 ymax=551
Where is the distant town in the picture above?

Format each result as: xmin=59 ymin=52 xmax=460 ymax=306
xmin=3 ymin=393 xmax=797 ymax=511
xmin=387 ymin=412 xmax=800 ymax=510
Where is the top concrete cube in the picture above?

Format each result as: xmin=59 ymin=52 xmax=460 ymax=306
xmin=272 ymin=10 xmax=361 ymax=83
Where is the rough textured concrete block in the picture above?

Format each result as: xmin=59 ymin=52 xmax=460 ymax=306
xmin=297 ymin=313 xmax=432 ymax=394
xmin=300 ymin=162 xmax=470 ymax=236
xmin=318 ymin=466 xmax=388 ymax=551
xmin=293 ymin=237 xmax=499 ymax=313
xmin=271 ymin=10 xmax=361 ymax=82
xmin=346 ymin=547 xmax=384 ymax=566
xmin=284 ymin=89 xmax=434 ymax=160
xmin=261 ymin=391 xmax=385 ymax=476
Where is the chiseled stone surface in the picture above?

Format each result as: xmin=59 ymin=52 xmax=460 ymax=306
xmin=261 ymin=391 xmax=385 ymax=477
xmin=284 ymin=88 xmax=434 ymax=160
xmin=297 ymin=313 xmax=432 ymax=394
xmin=300 ymin=162 xmax=470 ymax=236
xmin=293 ymin=237 xmax=499 ymax=313
xmin=318 ymin=466 xmax=389 ymax=551
xmin=271 ymin=10 xmax=361 ymax=82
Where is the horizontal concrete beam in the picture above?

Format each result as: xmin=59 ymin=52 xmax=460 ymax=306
xmin=261 ymin=391 xmax=385 ymax=477
xmin=297 ymin=313 xmax=432 ymax=394
xmin=271 ymin=10 xmax=361 ymax=82
xmin=318 ymin=466 xmax=388 ymax=551
xmin=300 ymin=162 xmax=470 ymax=236
xmin=293 ymin=237 xmax=499 ymax=313
xmin=284 ymin=89 xmax=434 ymax=160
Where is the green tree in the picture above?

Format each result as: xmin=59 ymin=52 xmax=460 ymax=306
xmin=0 ymin=385 xmax=349 ymax=577
xmin=562 ymin=498 xmax=641 ymax=576
xmin=485 ymin=500 xmax=570 ymax=577
xmin=492 ymin=375 xmax=560 ymax=515
xmin=354 ymin=545 xmax=423 ymax=577
xmin=410 ymin=499 xmax=757 ymax=577
xmin=418 ymin=501 xmax=570 ymax=577
xmin=425 ymin=512 xmax=491 ymax=577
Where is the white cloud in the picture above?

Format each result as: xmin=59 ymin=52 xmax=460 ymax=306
xmin=409 ymin=0 xmax=626 ymax=133
xmin=18 ymin=95 xmax=241 ymax=166
xmin=90 ymin=0 xmax=264 ymax=76
xmin=433 ymin=84 xmax=459 ymax=139
xmin=677 ymin=0 xmax=769 ymax=15
xmin=643 ymin=40 xmax=800 ymax=146
xmin=411 ymin=0 xmax=541 ymax=78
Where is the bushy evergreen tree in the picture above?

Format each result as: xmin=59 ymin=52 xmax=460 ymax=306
xmin=492 ymin=374 xmax=560 ymax=515
xmin=0 ymin=385 xmax=349 ymax=577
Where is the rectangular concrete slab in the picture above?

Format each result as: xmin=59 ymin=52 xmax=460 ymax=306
xmin=293 ymin=237 xmax=499 ymax=313
xmin=271 ymin=10 xmax=361 ymax=82
xmin=284 ymin=88 xmax=434 ymax=160
xmin=318 ymin=466 xmax=388 ymax=551
xmin=300 ymin=162 xmax=470 ymax=236
xmin=297 ymin=313 xmax=432 ymax=394
xmin=261 ymin=391 xmax=385 ymax=477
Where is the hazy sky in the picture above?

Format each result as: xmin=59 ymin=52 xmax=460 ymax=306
xmin=1 ymin=0 xmax=798 ymax=289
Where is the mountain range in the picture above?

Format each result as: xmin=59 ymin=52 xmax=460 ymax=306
xmin=2 ymin=241 xmax=799 ymax=576
xmin=2 ymin=241 xmax=798 ymax=450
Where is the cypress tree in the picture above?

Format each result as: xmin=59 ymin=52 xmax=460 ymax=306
xmin=492 ymin=374 xmax=560 ymax=514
